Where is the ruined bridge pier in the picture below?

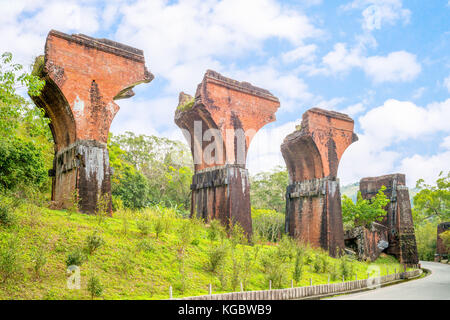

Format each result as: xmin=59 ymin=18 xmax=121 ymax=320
xmin=359 ymin=174 xmax=419 ymax=265
xmin=175 ymin=70 xmax=280 ymax=236
xmin=31 ymin=30 xmax=153 ymax=213
xmin=281 ymin=108 xmax=358 ymax=257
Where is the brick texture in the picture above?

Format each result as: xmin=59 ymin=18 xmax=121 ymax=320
xmin=174 ymin=70 xmax=280 ymax=236
xmin=281 ymin=108 xmax=358 ymax=257
xmin=359 ymin=174 xmax=419 ymax=265
xmin=31 ymin=30 xmax=153 ymax=213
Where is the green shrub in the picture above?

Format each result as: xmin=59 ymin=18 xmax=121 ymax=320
xmin=339 ymin=256 xmax=354 ymax=280
xmin=87 ymin=274 xmax=103 ymax=299
xmin=85 ymin=231 xmax=105 ymax=255
xmin=153 ymin=216 xmax=164 ymax=239
xmin=251 ymin=208 xmax=284 ymax=242
xmin=207 ymin=244 xmax=228 ymax=273
xmin=31 ymin=245 xmax=47 ymax=279
xmin=118 ymin=250 xmax=134 ymax=278
xmin=330 ymin=263 xmax=340 ymax=281
xmin=136 ymin=219 xmax=151 ymax=236
xmin=66 ymin=249 xmax=85 ymax=267
xmin=415 ymin=221 xmax=437 ymax=261
xmin=137 ymin=239 xmax=155 ymax=253
xmin=0 ymin=137 xmax=47 ymax=192
xmin=0 ymin=236 xmax=21 ymax=283
xmin=293 ymin=247 xmax=304 ymax=283
xmin=178 ymin=219 xmax=195 ymax=247
xmin=207 ymin=219 xmax=225 ymax=242
xmin=0 ymin=201 xmax=16 ymax=227
xmin=260 ymin=249 xmax=289 ymax=288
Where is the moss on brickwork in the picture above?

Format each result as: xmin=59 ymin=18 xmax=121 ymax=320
xmin=31 ymin=55 xmax=45 ymax=77
xmin=177 ymin=97 xmax=195 ymax=112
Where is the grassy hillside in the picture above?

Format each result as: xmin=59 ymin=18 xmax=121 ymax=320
xmin=0 ymin=201 xmax=405 ymax=300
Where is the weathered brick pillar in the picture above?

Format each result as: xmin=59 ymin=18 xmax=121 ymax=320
xmin=174 ymin=70 xmax=280 ymax=236
xmin=281 ymin=108 xmax=358 ymax=257
xmin=31 ymin=30 xmax=153 ymax=213
xmin=436 ymin=222 xmax=450 ymax=261
xmin=359 ymin=174 xmax=419 ymax=265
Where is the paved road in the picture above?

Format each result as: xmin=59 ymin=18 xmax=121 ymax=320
xmin=327 ymin=261 xmax=450 ymax=300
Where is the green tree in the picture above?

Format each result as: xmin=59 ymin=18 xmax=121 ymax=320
xmin=413 ymin=171 xmax=450 ymax=224
xmin=342 ymin=186 xmax=390 ymax=229
xmin=415 ymin=221 xmax=437 ymax=261
xmin=0 ymin=52 xmax=50 ymax=196
xmin=250 ymin=166 xmax=288 ymax=213
xmin=109 ymin=132 xmax=193 ymax=209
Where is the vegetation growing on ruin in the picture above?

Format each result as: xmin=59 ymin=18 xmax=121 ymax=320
xmin=341 ymin=186 xmax=390 ymax=230
xmin=176 ymin=96 xmax=195 ymax=112
xmin=31 ymin=55 xmax=45 ymax=78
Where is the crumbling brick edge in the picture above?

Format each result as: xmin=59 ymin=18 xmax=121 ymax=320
xmin=174 ymin=269 xmax=423 ymax=300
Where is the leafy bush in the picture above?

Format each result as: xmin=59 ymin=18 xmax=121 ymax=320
xmin=293 ymin=247 xmax=304 ymax=284
xmin=31 ymin=244 xmax=47 ymax=279
xmin=260 ymin=249 xmax=289 ymax=288
xmin=415 ymin=221 xmax=437 ymax=261
xmin=87 ymin=274 xmax=103 ymax=299
xmin=136 ymin=238 xmax=155 ymax=253
xmin=0 ymin=236 xmax=22 ymax=283
xmin=250 ymin=166 xmax=288 ymax=213
xmin=252 ymin=208 xmax=284 ymax=242
xmin=342 ymin=186 xmax=390 ymax=229
xmin=207 ymin=219 xmax=226 ymax=242
xmin=85 ymin=231 xmax=105 ymax=255
xmin=0 ymin=137 xmax=47 ymax=192
xmin=136 ymin=219 xmax=151 ymax=236
xmin=66 ymin=249 xmax=85 ymax=267
xmin=339 ymin=256 xmax=354 ymax=280
xmin=207 ymin=244 xmax=228 ymax=273
xmin=117 ymin=250 xmax=134 ymax=278
xmin=0 ymin=199 xmax=16 ymax=227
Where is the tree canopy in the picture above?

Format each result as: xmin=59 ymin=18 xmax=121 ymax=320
xmin=341 ymin=185 xmax=390 ymax=229
xmin=412 ymin=171 xmax=450 ymax=224
xmin=0 ymin=52 xmax=51 ymax=198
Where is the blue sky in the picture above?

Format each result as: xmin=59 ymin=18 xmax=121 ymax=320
xmin=2 ymin=0 xmax=449 ymax=187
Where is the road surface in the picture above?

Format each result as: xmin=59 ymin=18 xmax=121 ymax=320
xmin=326 ymin=261 xmax=450 ymax=300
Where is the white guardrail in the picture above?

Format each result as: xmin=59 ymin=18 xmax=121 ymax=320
xmin=176 ymin=269 xmax=422 ymax=300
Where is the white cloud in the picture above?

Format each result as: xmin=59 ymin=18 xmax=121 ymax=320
xmin=398 ymin=151 xmax=450 ymax=187
xmin=412 ymin=87 xmax=426 ymax=99
xmin=312 ymin=97 xmax=346 ymax=110
xmin=282 ymin=44 xmax=317 ymax=63
xmin=444 ymin=75 xmax=450 ymax=92
xmin=111 ymin=96 xmax=177 ymax=137
xmin=440 ymin=136 xmax=450 ymax=150
xmin=359 ymin=99 xmax=450 ymax=148
xmin=228 ymin=65 xmax=315 ymax=112
xmin=115 ymin=0 xmax=321 ymax=94
xmin=0 ymin=0 xmax=105 ymax=65
xmin=339 ymin=98 xmax=450 ymax=187
xmin=247 ymin=120 xmax=299 ymax=174
xmin=340 ymin=102 xmax=366 ymax=116
xmin=363 ymin=51 xmax=421 ymax=83
xmin=317 ymin=42 xmax=421 ymax=83
xmin=341 ymin=0 xmax=411 ymax=31
xmin=338 ymin=134 xmax=401 ymax=185
xmin=322 ymin=43 xmax=363 ymax=74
